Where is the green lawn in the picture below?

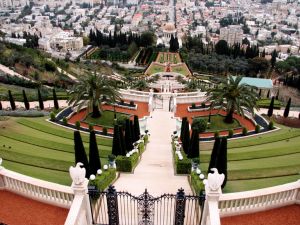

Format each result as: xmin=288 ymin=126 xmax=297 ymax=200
xmin=171 ymin=65 xmax=190 ymax=76
xmin=84 ymin=110 xmax=130 ymax=128
xmin=257 ymin=98 xmax=282 ymax=109
xmin=195 ymin=115 xmax=240 ymax=132
xmin=147 ymin=64 xmax=165 ymax=75
xmin=0 ymin=117 xmax=112 ymax=185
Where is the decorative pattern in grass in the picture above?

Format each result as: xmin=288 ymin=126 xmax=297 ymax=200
xmin=146 ymin=64 xmax=165 ymax=75
xmin=195 ymin=114 xmax=240 ymax=132
xmin=84 ymin=110 xmax=131 ymax=128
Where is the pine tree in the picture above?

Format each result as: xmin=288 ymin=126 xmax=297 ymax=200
xmin=283 ymin=97 xmax=291 ymax=118
xmin=268 ymin=96 xmax=275 ymax=117
xmin=8 ymin=90 xmax=16 ymax=110
xmin=38 ymin=89 xmax=44 ymax=110
xmin=275 ymin=90 xmax=279 ymax=100
xmin=217 ymin=137 xmax=228 ymax=189
xmin=133 ymin=115 xmax=140 ymax=142
xmin=119 ymin=126 xmax=126 ymax=155
xmin=258 ymin=89 xmax=262 ymax=98
xmin=89 ymin=131 xmax=101 ymax=175
xmin=180 ymin=117 xmax=187 ymax=143
xmin=112 ymin=124 xmax=122 ymax=156
xmin=74 ymin=131 xmax=90 ymax=178
xmin=188 ymin=128 xmax=199 ymax=159
xmin=22 ymin=90 xmax=30 ymax=110
xmin=182 ymin=120 xmax=190 ymax=155
xmin=53 ymin=88 xmax=59 ymax=110
xmin=207 ymin=137 xmax=221 ymax=174
xmin=267 ymin=90 xmax=270 ymax=98
xmin=169 ymin=35 xmax=175 ymax=52
xmin=0 ymin=101 xmax=2 ymax=110
xmin=125 ymin=119 xmax=133 ymax=151
xmin=271 ymin=50 xmax=277 ymax=68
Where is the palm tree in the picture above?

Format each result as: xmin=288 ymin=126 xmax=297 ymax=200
xmin=68 ymin=72 xmax=121 ymax=118
xmin=207 ymin=75 xmax=259 ymax=123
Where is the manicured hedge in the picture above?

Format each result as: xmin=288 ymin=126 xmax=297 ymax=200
xmin=257 ymin=99 xmax=282 ymax=109
xmin=190 ymin=171 xmax=205 ymax=195
xmin=116 ymin=152 xmax=139 ymax=172
xmin=172 ymin=142 xmax=191 ymax=174
xmin=90 ymin=168 xmax=116 ymax=191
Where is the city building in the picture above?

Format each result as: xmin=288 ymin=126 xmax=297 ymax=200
xmin=220 ymin=25 xmax=243 ymax=45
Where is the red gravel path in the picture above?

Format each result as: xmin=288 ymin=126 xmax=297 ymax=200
xmin=0 ymin=190 xmax=69 ymax=225
xmin=222 ymin=205 xmax=300 ymax=225
xmin=175 ymin=103 xmax=256 ymax=137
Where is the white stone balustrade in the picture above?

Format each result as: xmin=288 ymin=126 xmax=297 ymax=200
xmin=0 ymin=165 xmax=73 ymax=209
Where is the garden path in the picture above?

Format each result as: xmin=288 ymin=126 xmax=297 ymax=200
xmin=113 ymin=110 xmax=192 ymax=196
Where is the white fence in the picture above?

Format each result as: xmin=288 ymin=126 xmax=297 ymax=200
xmin=0 ymin=166 xmax=74 ymax=209
xmin=120 ymin=89 xmax=150 ymax=103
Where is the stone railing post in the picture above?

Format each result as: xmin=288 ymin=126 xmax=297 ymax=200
xmin=106 ymin=185 xmax=119 ymax=225
xmin=174 ymin=188 xmax=186 ymax=225
xmin=201 ymin=168 xmax=224 ymax=225
xmin=65 ymin=163 xmax=92 ymax=225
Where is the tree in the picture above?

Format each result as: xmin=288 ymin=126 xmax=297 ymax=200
xmin=267 ymin=90 xmax=270 ymax=98
xmin=207 ymin=137 xmax=221 ymax=174
xmin=217 ymin=137 xmax=228 ymax=188
xmin=8 ymin=90 xmax=16 ymax=110
xmin=169 ymin=35 xmax=175 ymax=52
xmin=207 ymin=76 xmax=259 ymax=123
xmin=133 ymin=115 xmax=140 ymax=142
xmin=180 ymin=117 xmax=187 ymax=143
xmin=89 ymin=131 xmax=101 ymax=175
xmin=125 ymin=119 xmax=133 ymax=152
xmin=267 ymin=96 xmax=275 ymax=117
xmin=275 ymin=90 xmax=279 ymax=100
xmin=215 ymin=40 xmax=229 ymax=55
xmin=74 ymin=131 xmax=90 ymax=178
xmin=259 ymin=89 xmax=262 ymax=98
xmin=38 ymin=89 xmax=44 ymax=110
xmin=283 ymin=97 xmax=291 ymax=118
xmin=191 ymin=118 xmax=207 ymax=133
xmin=22 ymin=90 xmax=30 ymax=110
xmin=188 ymin=128 xmax=200 ymax=159
xmin=271 ymin=50 xmax=277 ymax=68
xmin=112 ymin=124 xmax=122 ymax=156
xmin=130 ymin=120 xmax=135 ymax=144
xmin=119 ymin=126 xmax=126 ymax=155
xmin=68 ymin=72 xmax=121 ymax=118
xmin=0 ymin=101 xmax=2 ymax=110
xmin=53 ymin=88 xmax=59 ymax=110
xmin=140 ymin=32 xmax=154 ymax=47
xmin=182 ymin=119 xmax=190 ymax=155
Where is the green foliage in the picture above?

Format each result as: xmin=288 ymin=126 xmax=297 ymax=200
xmin=89 ymin=124 xmax=94 ymax=131
xmin=214 ymin=131 xmax=220 ymax=138
xmin=191 ymin=171 xmax=205 ymax=195
xmin=89 ymin=131 xmax=101 ymax=175
xmin=172 ymin=141 xmax=191 ymax=174
xmin=112 ymin=125 xmax=122 ymax=156
xmin=53 ymin=89 xmax=59 ymax=110
xmin=75 ymin=121 xmax=81 ymax=130
xmin=283 ymin=98 xmax=291 ymax=118
xmin=0 ymin=110 xmax=48 ymax=117
xmin=257 ymin=99 xmax=281 ymax=109
xmin=102 ymin=127 xmax=107 ymax=135
xmin=90 ymin=169 xmax=116 ymax=191
xmin=22 ymin=90 xmax=30 ymax=110
xmin=255 ymin=125 xmax=260 ymax=133
xmin=267 ymin=97 xmax=275 ymax=117
xmin=191 ymin=103 xmax=196 ymax=108
xmin=63 ymin=117 xmax=68 ymax=125
xmin=116 ymin=152 xmax=139 ymax=172
xmin=44 ymin=60 xmax=56 ymax=72
xmin=8 ymin=90 xmax=16 ymax=110
xmin=269 ymin=121 xmax=274 ymax=130
xmin=228 ymin=129 xmax=234 ymax=138
xmin=188 ymin=129 xmax=200 ymax=159
xmin=74 ymin=131 xmax=90 ymax=178
xmin=37 ymin=89 xmax=44 ymax=110
xmin=242 ymin=127 xmax=248 ymax=136
xmin=191 ymin=118 xmax=207 ymax=133
xmin=207 ymin=137 xmax=221 ymax=174
xmin=50 ymin=112 xmax=56 ymax=121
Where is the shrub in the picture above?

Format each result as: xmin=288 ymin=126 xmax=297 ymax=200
xmin=175 ymin=153 xmax=191 ymax=174
xmin=191 ymin=103 xmax=196 ymax=109
xmin=89 ymin=168 xmax=116 ymax=192
xmin=75 ymin=121 xmax=81 ymax=130
xmin=228 ymin=129 xmax=233 ymax=138
xmin=44 ymin=60 xmax=56 ymax=72
xmin=102 ymin=127 xmax=108 ymax=135
xmin=191 ymin=118 xmax=207 ymax=133
xmin=214 ymin=131 xmax=219 ymax=138
xmin=116 ymin=153 xmax=139 ymax=172
xmin=191 ymin=171 xmax=205 ymax=195
xmin=268 ymin=121 xmax=274 ymax=130
xmin=242 ymin=127 xmax=248 ymax=136
xmin=0 ymin=109 xmax=48 ymax=117
xmin=201 ymin=102 xmax=206 ymax=108
xmin=255 ymin=125 xmax=260 ymax=133
xmin=89 ymin=123 xmax=94 ymax=131
xmin=50 ymin=112 xmax=56 ymax=121
xmin=120 ymin=99 xmax=124 ymax=105
xmin=108 ymin=154 xmax=116 ymax=162
xmin=63 ymin=117 xmax=68 ymax=125
xmin=130 ymin=101 xmax=135 ymax=106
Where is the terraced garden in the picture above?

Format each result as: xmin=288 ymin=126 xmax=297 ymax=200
xmin=0 ymin=117 xmax=112 ymax=185
xmin=199 ymin=124 xmax=300 ymax=192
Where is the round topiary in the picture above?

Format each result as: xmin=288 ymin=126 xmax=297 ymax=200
xmin=130 ymin=101 xmax=135 ymax=106
xmin=102 ymin=127 xmax=108 ymax=135
xmin=201 ymin=102 xmax=206 ymax=108
xmin=255 ymin=125 xmax=260 ymax=133
xmin=228 ymin=129 xmax=233 ymax=138
xmin=192 ymin=118 xmax=207 ymax=133
xmin=50 ymin=112 xmax=56 ymax=121
xmin=191 ymin=103 xmax=196 ymax=109
xmin=75 ymin=121 xmax=81 ymax=130
xmin=89 ymin=124 xmax=94 ymax=131
xmin=268 ymin=121 xmax=274 ymax=130
xmin=242 ymin=127 xmax=248 ymax=136
xmin=63 ymin=117 xmax=68 ymax=125
xmin=214 ymin=131 xmax=219 ymax=138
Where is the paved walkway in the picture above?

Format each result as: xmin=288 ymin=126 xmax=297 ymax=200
xmin=0 ymin=190 xmax=68 ymax=225
xmin=114 ymin=110 xmax=192 ymax=196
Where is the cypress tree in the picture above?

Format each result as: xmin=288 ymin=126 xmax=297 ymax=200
xmin=53 ymin=88 xmax=59 ymax=110
xmin=207 ymin=137 xmax=221 ymax=174
xmin=267 ymin=90 xmax=270 ymax=98
xmin=133 ymin=115 xmax=140 ymax=142
xmin=182 ymin=120 xmax=190 ymax=155
xmin=38 ymin=89 xmax=44 ymax=110
xmin=89 ymin=131 xmax=101 ymax=175
xmin=125 ymin=119 xmax=133 ymax=151
xmin=187 ymin=128 xmax=199 ymax=159
xmin=74 ymin=131 xmax=90 ymax=178
xmin=130 ymin=120 xmax=135 ymax=144
xmin=180 ymin=117 xmax=187 ymax=143
xmin=267 ymin=96 xmax=275 ymax=117
xmin=22 ymin=90 xmax=30 ymax=110
xmin=8 ymin=90 xmax=16 ymax=110
xmin=275 ymin=90 xmax=279 ymax=100
xmin=0 ymin=101 xmax=2 ymax=110
xmin=119 ymin=126 xmax=126 ymax=155
xmin=258 ymin=89 xmax=262 ymax=98
xmin=283 ymin=97 xmax=291 ymax=118
xmin=112 ymin=124 xmax=122 ymax=156
xmin=217 ymin=137 xmax=228 ymax=189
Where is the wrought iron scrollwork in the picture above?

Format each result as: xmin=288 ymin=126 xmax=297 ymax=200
xmin=138 ymin=189 xmax=155 ymax=225
xmin=106 ymin=185 xmax=119 ymax=225
xmin=174 ymin=188 xmax=186 ymax=225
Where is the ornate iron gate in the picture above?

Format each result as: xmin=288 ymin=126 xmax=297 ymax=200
xmin=89 ymin=186 xmax=205 ymax=225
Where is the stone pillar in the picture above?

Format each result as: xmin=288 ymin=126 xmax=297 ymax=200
xmin=201 ymin=168 xmax=224 ymax=225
